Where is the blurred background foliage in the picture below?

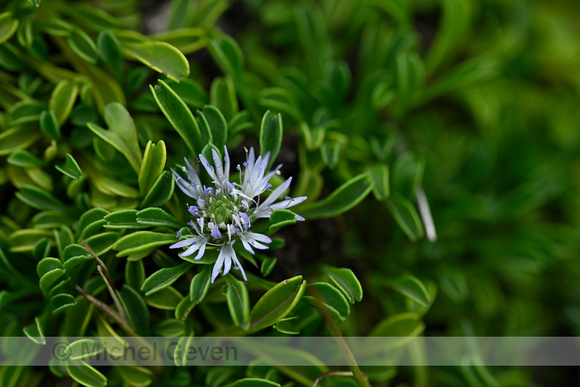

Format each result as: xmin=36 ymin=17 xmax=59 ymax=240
xmin=1 ymin=0 xmax=580 ymax=386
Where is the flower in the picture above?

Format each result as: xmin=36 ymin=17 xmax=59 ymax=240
xmin=170 ymin=146 xmax=306 ymax=283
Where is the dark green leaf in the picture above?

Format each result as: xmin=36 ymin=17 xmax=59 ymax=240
xmin=23 ymin=317 xmax=45 ymax=345
xmin=55 ymin=153 xmax=83 ymax=180
xmin=368 ymin=164 xmax=390 ymax=201
xmin=208 ymin=35 xmax=243 ymax=79
xmin=114 ymin=231 xmax=176 ymax=257
xmin=260 ymin=257 xmax=277 ymax=277
xmin=138 ymin=140 xmax=166 ymax=196
xmin=0 ymin=126 xmax=41 ymax=155
xmin=190 ymin=265 xmax=211 ymax=302
xmin=77 ymin=208 xmax=109 ymax=240
xmin=259 ymin=111 xmax=283 ymax=169
xmin=104 ymin=209 xmax=144 ymax=229
xmin=226 ymin=379 xmax=281 ymax=387
xmin=125 ymin=41 xmax=189 ymax=82
xmin=66 ymin=339 xmax=103 ymax=361
xmin=7 ymin=150 xmax=45 ymax=168
xmin=67 ymin=28 xmax=99 ymax=63
xmin=85 ymin=232 xmax=120 ymax=256
xmin=39 ymin=269 xmax=65 ymax=294
xmin=125 ymin=260 xmax=145 ymax=290
xmin=200 ymin=105 xmax=227 ymax=148
xmin=249 ymin=276 xmax=306 ymax=332
xmin=117 ymin=285 xmax=150 ymax=335
xmin=141 ymin=170 xmax=175 ymax=208
xmin=49 ymin=79 xmax=78 ymax=126
xmin=51 ymin=294 xmax=77 ymax=315
xmin=305 ymin=282 xmax=350 ymax=320
xmin=385 ymin=275 xmax=431 ymax=307
xmin=97 ymin=30 xmax=122 ymax=75
xmin=209 ymin=77 xmax=237 ymax=121
xmin=137 ymin=207 xmax=183 ymax=229
xmin=225 ymin=275 xmax=250 ymax=330
xmin=150 ymin=80 xmax=201 ymax=155
xmin=300 ymin=173 xmax=374 ymax=220
xmin=0 ymin=12 xmax=19 ymax=45
xmin=39 ymin=109 xmax=60 ymax=142
xmin=37 ymin=258 xmax=62 ymax=277
xmin=16 ymin=184 xmax=67 ymax=211
xmin=65 ymin=360 xmax=107 ymax=387
xmin=268 ymin=209 xmax=296 ymax=234
xmin=386 ymin=195 xmax=424 ymax=241
xmin=145 ymin=286 xmax=182 ymax=310
xmin=324 ymin=267 xmax=363 ymax=304
xmin=141 ymin=262 xmax=192 ymax=296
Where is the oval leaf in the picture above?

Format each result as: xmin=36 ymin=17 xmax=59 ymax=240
xmin=324 ymin=267 xmax=363 ymax=304
xmin=125 ymin=41 xmax=189 ymax=81
xmin=141 ymin=262 xmax=192 ymax=296
xmin=260 ymin=111 xmax=283 ymax=169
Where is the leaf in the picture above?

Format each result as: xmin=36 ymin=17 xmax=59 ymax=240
xmin=200 ymin=105 xmax=227 ymax=147
xmin=67 ymin=28 xmax=99 ymax=63
xmin=16 ymin=184 xmax=67 ymax=211
xmin=0 ymin=126 xmax=41 ymax=155
xmin=386 ymin=195 xmax=424 ymax=241
xmin=0 ymin=12 xmax=19 ymax=45
xmin=114 ymin=231 xmax=176 ymax=257
xmin=190 ymin=265 xmax=211 ymax=302
xmin=249 ymin=276 xmax=306 ymax=332
xmin=175 ymin=294 xmax=197 ymax=320
xmin=40 ymin=110 xmax=60 ymax=143
xmin=117 ymin=366 xmax=153 ymax=387
xmin=7 ymin=150 xmax=45 ymax=168
xmin=260 ymin=257 xmax=277 ymax=277
xmin=65 ymin=360 xmax=107 ymax=387
xmin=385 ymin=275 xmax=432 ymax=308
xmin=210 ymin=77 xmax=238 ymax=121
xmin=226 ymin=379 xmax=281 ymax=387
xmin=104 ymin=209 xmax=144 ymax=229
xmin=305 ymin=282 xmax=350 ymax=320
xmin=260 ymin=111 xmax=283 ymax=169
xmin=125 ymin=41 xmax=189 ymax=81
xmin=37 ymin=257 xmax=63 ymax=277
xmin=137 ymin=207 xmax=183 ymax=229
xmin=87 ymin=102 xmax=142 ymax=173
xmin=138 ymin=140 xmax=167 ymax=196
xmin=63 ymin=244 xmax=91 ymax=262
xmin=117 ymin=285 xmax=150 ymax=335
xmin=208 ymin=35 xmax=243 ymax=79
xmin=300 ymin=173 xmax=374 ymax=220
xmin=145 ymin=286 xmax=182 ymax=309
xmin=141 ymin=170 xmax=175 ymax=208
xmin=268 ymin=209 xmax=297 ymax=234
xmin=39 ymin=268 xmax=65 ymax=294
xmin=154 ymin=319 xmax=187 ymax=336
xmin=150 ymin=80 xmax=201 ymax=155
xmin=55 ymin=153 xmax=83 ymax=180
xmin=49 ymin=79 xmax=79 ymax=126
xmin=77 ymin=208 xmax=109 ymax=240
xmin=225 ymin=275 xmax=250 ymax=330
xmin=97 ymin=30 xmax=122 ymax=76
xmin=125 ymin=260 xmax=145 ymax=290
xmin=141 ymin=262 xmax=192 ymax=296
xmin=369 ymin=312 xmax=425 ymax=343
xmin=85 ymin=232 xmax=120 ymax=256
xmin=50 ymin=293 xmax=77 ymax=315
xmin=66 ymin=339 xmax=103 ymax=361
xmin=324 ymin=267 xmax=363 ymax=304
xmin=23 ymin=317 xmax=45 ymax=345
xmin=367 ymin=164 xmax=390 ymax=201
xmin=166 ymin=78 xmax=208 ymax=108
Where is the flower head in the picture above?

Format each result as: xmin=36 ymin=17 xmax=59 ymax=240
xmin=170 ymin=146 xmax=306 ymax=283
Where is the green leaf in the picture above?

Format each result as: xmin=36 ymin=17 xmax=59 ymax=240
xmin=49 ymin=79 xmax=78 ymax=126
xmin=154 ymin=319 xmax=187 ymax=336
xmin=175 ymin=294 xmax=197 ymax=320
xmin=249 ymin=276 xmax=306 ymax=332
xmin=208 ymin=35 xmax=243 ymax=79
xmin=67 ymin=28 xmax=99 ymax=63
xmin=97 ymin=30 xmax=122 ymax=76
xmin=77 ymin=208 xmax=109 ymax=240
xmin=138 ymin=140 xmax=167 ymax=196
xmin=114 ymin=231 xmax=176 ymax=257
xmin=7 ymin=150 xmax=45 ymax=168
xmin=37 ymin=257 xmax=63 ymax=277
xmin=0 ymin=126 xmax=41 ymax=155
xmin=65 ymin=360 xmax=107 ymax=387
xmin=300 ymin=173 xmax=374 ymax=220
xmin=23 ymin=317 xmax=46 ymax=345
xmin=117 ymin=366 xmax=153 ymax=387
xmin=268 ymin=209 xmax=297 ymax=234
xmin=370 ymin=312 xmax=425 ymax=340
xmin=87 ymin=102 xmax=142 ymax=173
xmin=145 ymin=286 xmax=182 ymax=309
xmin=320 ymin=142 xmax=343 ymax=169
xmin=66 ymin=339 xmax=104 ymax=361
xmin=141 ymin=170 xmax=175 ymax=208
xmin=385 ymin=275 xmax=431 ymax=307
xmin=210 ymin=77 xmax=238 ymax=121
xmin=386 ymin=195 xmax=424 ymax=241
xmin=259 ymin=111 xmax=283 ymax=169
xmin=63 ymin=244 xmax=91 ymax=262
xmin=16 ymin=184 xmax=67 ymax=211
xmin=260 ymin=257 xmax=277 ymax=277
xmin=55 ymin=153 xmax=83 ymax=180
xmin=226 ymin=379 xmax=281 ymax=387
xmin=50 ymin=293 xmax=77 ymax=315
xmin=117 ymin=285 xmax=150 ymax=335
xmin=125 ymin=260 xmax=145 ymax=290
xmin=141 ymin=262 xmax=192 ymax=296
xmin=324 ymin=267 xmax=363 ymax=304
xmin=200 ymin=105 xmax=227 ymax=147
xmin=166 ymin=78 xmax=209 ymax=108
xmin=39 ymin=269 xmax=65 ymax=294
xmin=125 ymin=41 xmax=189 ymax=81
xmin=0 ymin=12 xmax=19 ymax=45
xmin=85 ymin=232 xmax=119 ymax=256
xmin=225 ymin=275 xmax=250 ymax=330
xmin=305 ymin=282 xmax=350 ymax=320
xmin=367 ymin=164 xmax=390 ymax=201
xmin=150 ymin=80 xmax=201 ymax=155
xmin=190 ymin=265 xmax=211 ymax=302
xmin=137 ymin=207 xmax=183 ymax=229
xmin=104 ymin=209 xmax=144 ymax=229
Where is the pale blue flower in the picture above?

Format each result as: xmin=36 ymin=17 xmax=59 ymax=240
xmin=170 ymin=146 xmax=306 ymax=283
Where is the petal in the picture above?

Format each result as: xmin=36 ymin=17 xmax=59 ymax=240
xmin=240 ymin=238 xmax=255 ymax=255
xmin=181 ymin=243 xmax=201 ymax=257
xmin=198 ymin=153 xmax=219 ymax=183
xmin=231 ymin=253 xmax=247 ymax=281
xmin=223 ymin=247 xmax=233 ymax=276
xmin=211 ymin=148 xmax=225 ymax=182
xmin=170 ymin=238 xmax=196 ymax=249
xmin=194 ymin=242 xmax=206 ymax=260
xmin=260 ymin=177 xmax=292 ymax=208
xmin=267 ymin=196 xmax=308 ymax=211
xmin=223 ymin=145 xmax=231 ymax=180
xmin=246 ymin=232 xmax=272 ymax=244
xmin=211 ymin=250 xmax=226 ymax=283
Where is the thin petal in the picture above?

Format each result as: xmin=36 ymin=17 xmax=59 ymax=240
xmin=211 ymin=251 xmax=226 ymax=283
xmin=231 ymin=253 xmax=247 ymax=281
xmin=194 ymin=242 xmax=206 ymax=260
xmin=212 ymin=148 xmax=225 ymax=182
xmin=223 ymin=246 xmax=233 ymax=276
xmin=246 ymin=232 xmax=272 ymax=244
xmin=241 ymin=238 xmax=255 ymax=255
xmin=223 ymin=145 xmax=230 ymax=181
xmin=198 ymin=153 xmax=219 ymax=183
xmin=260 ymin=177 xmax=292 ymax=208
xmin=181 ymin=243 xmax=201 ymax=257
xmin=170 ymin=238 xmax=196 ymax=249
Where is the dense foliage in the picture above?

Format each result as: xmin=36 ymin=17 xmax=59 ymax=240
xmin=1 ymin=0 xmax=579 ymax=386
